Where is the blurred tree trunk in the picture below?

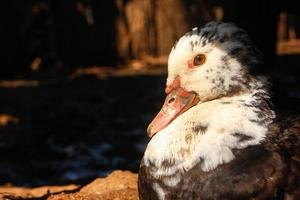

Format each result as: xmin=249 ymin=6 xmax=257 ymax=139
xmin=114 ymin=0 xmax=211 ymax=63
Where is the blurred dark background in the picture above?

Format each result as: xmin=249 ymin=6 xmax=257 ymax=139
xmin=0 ymin=0 xmax=299 ymax=187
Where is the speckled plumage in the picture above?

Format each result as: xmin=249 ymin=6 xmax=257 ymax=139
xmin=138 ymin=22 xmax=300 ymax=200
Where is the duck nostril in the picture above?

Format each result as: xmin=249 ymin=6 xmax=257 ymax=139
xmin=168 ymin=97 xmax=175 ymax=104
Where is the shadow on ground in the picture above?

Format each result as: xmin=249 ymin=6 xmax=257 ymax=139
xmin=0 ymin=74 xmax=166 ymax=186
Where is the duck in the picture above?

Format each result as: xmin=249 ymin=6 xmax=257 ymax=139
xmin=138 ymin=22 xmax=300 ymax=200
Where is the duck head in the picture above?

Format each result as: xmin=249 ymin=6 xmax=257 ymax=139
xmin=147 ymin=22 xmax=263 ymax=137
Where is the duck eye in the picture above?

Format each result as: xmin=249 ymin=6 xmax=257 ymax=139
xmin=193 ymin=54 xmax=206 ymax=66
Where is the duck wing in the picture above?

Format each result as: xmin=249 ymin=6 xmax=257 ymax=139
xmin=267 ymin=116 xmax=300 ymax=199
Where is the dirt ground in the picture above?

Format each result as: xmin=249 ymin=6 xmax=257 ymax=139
xmin=0 ymin=170 xmax=139 ymax=200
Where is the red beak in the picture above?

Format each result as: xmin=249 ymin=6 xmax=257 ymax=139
xmin=147 ymin=87 xmax=200 ymax=138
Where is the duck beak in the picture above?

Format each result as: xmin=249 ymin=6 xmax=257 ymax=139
xmin=147 ymin=88 xmax=200 ymax=138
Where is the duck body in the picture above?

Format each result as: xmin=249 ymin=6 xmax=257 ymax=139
xmin=139 ymin=122 xmax=300 ymax=200
xmin=138 ymin=22 xmax=300 ymax=200
xmin=139 ymin=146 xmax=286 ymax=200
xmin=139 ymin=98 xmax=299 ymax=199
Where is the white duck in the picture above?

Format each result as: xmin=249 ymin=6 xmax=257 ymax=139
xmin=138 ymin=22 xmax=300 ymax=200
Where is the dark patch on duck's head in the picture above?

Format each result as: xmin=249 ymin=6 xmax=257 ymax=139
xmin=229 ymin=47 xmax=244 ymax=57
xmin=186 ymin=27 xmax=200 ymax=37
xmin=225 ymin=85 xmax=243 ymax=97
xmin=190 ymin=41 xmax=195 ymax=51
xmin=183 ymin=22 xmax=264 ymax=74
xmin=221 ymin=55 xmax=230 ymax=65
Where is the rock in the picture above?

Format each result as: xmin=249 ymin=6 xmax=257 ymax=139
xmin=80 ymin=170 xmax=138 ymax=196
xmin=0 ymin=170 xmax=139 ymax=200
